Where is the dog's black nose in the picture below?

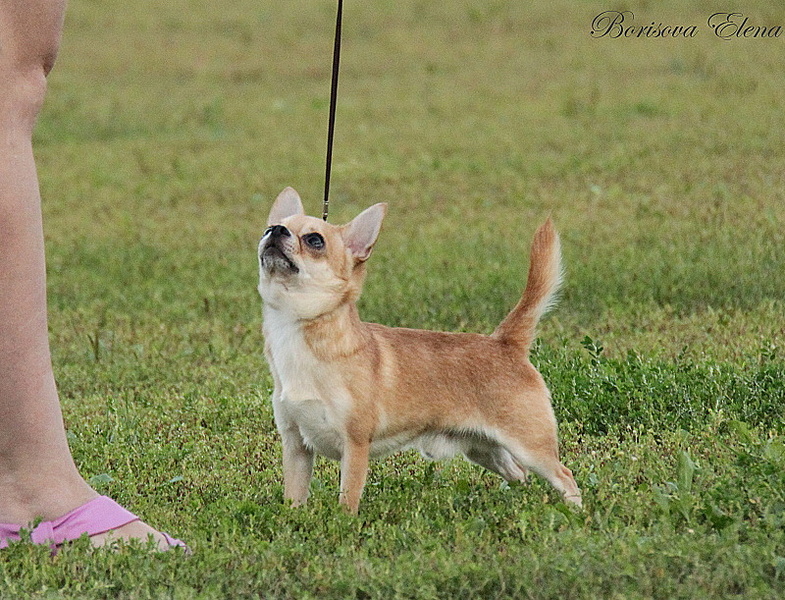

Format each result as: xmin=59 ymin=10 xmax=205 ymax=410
xmin=265 ymin=225 xmax=291 ymax=238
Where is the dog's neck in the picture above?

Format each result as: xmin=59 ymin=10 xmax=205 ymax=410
xmin=263 ymin=300 xmax=369 ymax=361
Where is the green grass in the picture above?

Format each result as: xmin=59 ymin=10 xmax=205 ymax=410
xmin=2 ymin=0 xmax=784 ymax=597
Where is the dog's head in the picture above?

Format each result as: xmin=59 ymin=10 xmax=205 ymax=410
xmin=258 ymin=187 xmax=387 ymax=319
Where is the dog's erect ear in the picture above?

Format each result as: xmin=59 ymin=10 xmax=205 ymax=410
xmin=344 ymin=203 xmax=387 ymax=262
xmin=267 ymin=187 xmax=305 ymax=226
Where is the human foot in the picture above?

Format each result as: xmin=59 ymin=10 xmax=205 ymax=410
xmin=0 ymin=496 xmax=187 ymax=552
xmin=90 ymin=519 xmax=187 ymax=551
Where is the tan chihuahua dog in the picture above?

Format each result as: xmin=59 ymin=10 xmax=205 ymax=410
xmin=258 ymin=187 xmax=581 ymax=513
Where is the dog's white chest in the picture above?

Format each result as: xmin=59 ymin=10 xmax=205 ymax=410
xmin=264 ymin=312 xmax=348 ymax=460
xmin=283 ymin=397 xmax=345 ymax=461
xmin=263 ymin=308 xmax=433 ymax=462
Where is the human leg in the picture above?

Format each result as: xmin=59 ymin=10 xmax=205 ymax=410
xmin=0 ymin=0 xmax=183 ymax=550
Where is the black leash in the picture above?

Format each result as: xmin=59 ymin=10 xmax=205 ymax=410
xmin=322 ymin=0 xmax=344 ymax=221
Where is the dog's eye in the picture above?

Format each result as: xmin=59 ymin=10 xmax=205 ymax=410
xmin=303 ymin=232 xmax=325 ymax=250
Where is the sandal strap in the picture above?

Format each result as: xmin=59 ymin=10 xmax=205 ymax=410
xmin=1 ymin=496 xmax=138 ymax=548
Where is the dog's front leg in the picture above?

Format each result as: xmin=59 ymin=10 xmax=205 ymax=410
xmin=339 ymin=436 xmax=370 ymax=514
xmin=280 ymin=427 xmax=315 ymax=507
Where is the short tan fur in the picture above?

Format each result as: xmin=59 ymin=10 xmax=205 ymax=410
xmin=258 ymin=187 xmax=581 ymax=513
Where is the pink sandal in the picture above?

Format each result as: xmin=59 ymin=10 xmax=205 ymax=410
xmin=0 ymin=496 xmax=187 ymax=551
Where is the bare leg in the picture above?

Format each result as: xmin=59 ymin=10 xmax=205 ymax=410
xmin=0 ymin=0 xmax=178 ymax=548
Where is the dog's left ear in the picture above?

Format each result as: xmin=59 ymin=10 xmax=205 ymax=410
xmin=344 ymin=203 xmax=387 ymax=262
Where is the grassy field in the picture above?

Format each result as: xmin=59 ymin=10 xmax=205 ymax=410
xmin=2 ymin=0 xmax=784 ymax=597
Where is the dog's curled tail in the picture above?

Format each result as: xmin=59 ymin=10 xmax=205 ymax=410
xmin=492 ymin=218 xmax=562 ymax=354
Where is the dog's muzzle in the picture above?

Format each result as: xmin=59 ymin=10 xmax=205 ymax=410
xmin=260 ymin=225 xmax=299 ymax=275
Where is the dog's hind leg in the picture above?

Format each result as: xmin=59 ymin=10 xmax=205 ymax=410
xmin=464 ymin=439 xmax=529 ymax=482
xmin=492 ymin=427 xmax=582 ymax=507
xmin=529 ymin=454 xmax=582 ymax=507
xmin=512 ymin=446 xmax=582 ymax=507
